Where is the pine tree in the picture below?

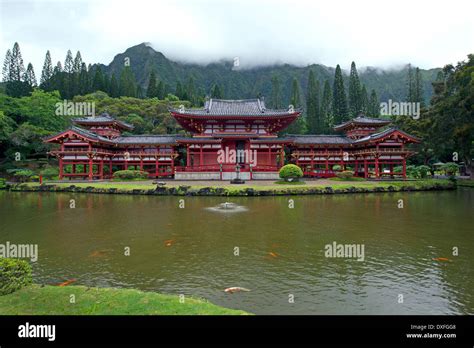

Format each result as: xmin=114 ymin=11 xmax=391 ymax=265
xmin=64 ymin=50 xmax=73 ymax=74
xmin=348 ymin=61 xmax=362 ymax=117
xmin=368 ymin=89 xmax=380 ymax=117
xmin=306 ymin=70 xmax=320 ymax=134
xmin=186 ymin=76 xmax=196 ymax=105
xmin=270 ymin=75 xmax=281 ymax=108
xmin=211 ymin=84 xmax=223 ymax=98
xmin=23 ymin=63 xmax=37 ymax=86
xmin=406 ymin=64 xmax=414 ymax=102
xmin=2 ymin=49 xmax=11 ymax=82
xmin=79 ymin=63 xmax=89 ymax=95
xmin=175 ymin=81 xmax=183 ymax=99
xmin=73 ymin=51 xmax=82 ymax=73
xmin=414 ymin=67 xmax=425 ymax=107
xmin=284 ymin=78 xmax=305 ymax=134
xmin=109 ymin=73 xmax=119 ymax=97
xmin=320 ymin=79 xmax=333 ymax=133
xmin=332 ymin=64 xmax=348 ymax=124
xmin=146 ymin=71 xmax=157 ymax=98
xmin=119 ymin=66 xmax=136 ymax=97
xmin=9 ymin=42 xmax=25 ymax=81
xmin=40 ymin=50 xmax=53 ymax=88
xmin=50 ymin=61 xmax=64 ymax=95
xmin=92 ymin=66 xmax=104 ymax=92
xmin=360 ymin=85 xmax=368 ymax=115
xmin=157 ymin=81 xmax=165 ymax=99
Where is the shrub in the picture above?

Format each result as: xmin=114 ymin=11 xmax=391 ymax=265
xmin=417 ymin=165 xmax=431 ymax=178
xmin=332 ymin=164 xmax=342 ymax=171
xmin=0 ymin=178 xmax=6 ymax=189
xmin=279 ymin=164 xmax=303 ymax=181
xmin=40 ymin=167 xmax=59 ymax=179
xmin=113 ymin=170 xmax=149 ymax=180
xmin=336 ymin=170 xmax=354 ymax=179
xmin=406 ymin=165 xmax=418 ymax=178
xmin=0 ymin=258 xmax=32 ymax=295
xmin=12 ymin=169 xmax=35 ymax=182
xmin=440 ymin=162 xmax=459 ymax=176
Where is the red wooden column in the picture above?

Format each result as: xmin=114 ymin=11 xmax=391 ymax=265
xmin=364 ymin=158 xmax=368 ymax=179
xmin=59 ymin=157 xmax=64 ymax=180
xmin=325 ymin=147 xmax=329 ymax=174
xmin=402 ymin=157 xmax=407 ymax=179
xmin=186 ymin=145 xmax=190 ymax=168
xmin=88 ymin=157 xmax=93 ymax=181
xmin=199 ymin=145 xmax=203 ymax=170
xmin=279 ymin=146 xmax=284 ymax=168
xmin=99 ymin=160 xmax=104 ymax=179
xmin=267 ymin=146 xmax=271 ymax=167
xmin=109 ymin=160 xmax=113 ymax=177
xmin=375 ymin=156 xmax=379 ymax=179
xmin=140 ymin=146 xmax=144 ymax=171
xmin=170 ymin=149 xmax=175 ymax=176
xmin=310 ymin=146 xmax=314 ymax=176
xmin=354 ymin=160 xmax=358 ymax=176
xmin=155 ymin=157 xmax=159 ymax=177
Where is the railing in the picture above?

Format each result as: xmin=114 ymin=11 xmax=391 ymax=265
xmin=175 ymin=163 xmax=279 ymax=172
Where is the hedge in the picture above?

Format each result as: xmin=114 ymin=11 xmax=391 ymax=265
xmin=0 ymin=258 xmax=32 ymax=296
xmin=113 ymin=170 xmax=149 ymax=180
xmin=336 ymin=170 xmax=354 ymax=179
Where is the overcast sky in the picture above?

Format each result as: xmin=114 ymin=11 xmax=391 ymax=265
xmin=1 ymin=0 xmax=473 ymax=74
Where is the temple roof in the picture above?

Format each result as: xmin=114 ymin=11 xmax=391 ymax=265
xmin=333 ymin=116 xmax=390 ymax=131
xmin=353 ymin=127 xmax=421 ymax=144
xmin=72 ymin=113 xmax=133 ymax=130
xmin=169 ymin=98 xmax=301 ymax=117
xmin=288 ymin=134 xmax=353 ymax=145
xmin=114 ymin=135 xmax=183 ymax=145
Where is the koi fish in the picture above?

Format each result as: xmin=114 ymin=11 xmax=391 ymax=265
xmin=269 ymin=252 xmax=279 ymax=258
xmin=58 ymin=279 xmax=76 ymax=287
xmin=165 ymin=239 xmax=174 ymax=247
xmin=432 ymin=257 xmax=450 ymax=262
xmin=89 ymin=250 xmax=108 ymax=257
xmin=224 ymin=287 xmax=250 ymax=293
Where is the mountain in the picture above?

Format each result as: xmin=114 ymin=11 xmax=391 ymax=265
xmin=103 ymin=43 xmax=440 ymax=104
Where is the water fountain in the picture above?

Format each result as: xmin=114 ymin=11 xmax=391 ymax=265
xmin=205 ymin=202 xmax=248 ymax=213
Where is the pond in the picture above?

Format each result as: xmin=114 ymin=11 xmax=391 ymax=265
xmin=0 ymin=189 xmax=472 ymax=314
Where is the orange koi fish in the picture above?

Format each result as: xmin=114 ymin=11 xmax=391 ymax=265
xmin=165 ymin=239 xmax=174 ymax=247
xmin=58 ymin=279 xmax=77 ymax=287
xmin=432 ymin=257 xmax=450 ymax=262
xmin=224 ymin=287 xmax=250 ymax=293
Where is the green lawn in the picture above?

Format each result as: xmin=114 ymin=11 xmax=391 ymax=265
xmin=0 ymin=285 xmax=249 ymax=315
xmin=457 ymin=179 xmax=474 ymax=187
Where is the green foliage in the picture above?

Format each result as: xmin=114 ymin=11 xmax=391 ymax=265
xmin=440 ymin=162 xmax=459 ymax=176
xmin=348 ymin=62 xmax=362 ymax=117
xmin=40 ymin=166 xmax=59 ymax=179
xmin=279 ymin=164 xmax=303 ymax=180
xmin=113 ymin=170 xmax=149 ymax=180
xmin=0 ymin=258 xmax=32 ymax=296
xmin=0 ymin=178 xmax=6 ymax=189
xmin=336 ymin=170 xmax=354 ymax=179
xmin=12 ymin=169 xmax=35 ymax=182
xmin=332 ymin=164 xmax=342 ymax=171
xmin=332 ymin=64 xmax=348 ymax=124
xmin=417 ymin=165 xmax=431 ymax=178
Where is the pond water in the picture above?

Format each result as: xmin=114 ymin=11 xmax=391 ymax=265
xmin=0 ymin=189 xmax=472 ymax=314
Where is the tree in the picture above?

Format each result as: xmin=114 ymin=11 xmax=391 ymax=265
xmin=414 ymin=67 xmax=425 ymax=107
xmin=368 ymin=89 xmax=379 ymax=117
xmin=40 ymin=50 xmax=53 ymax=89
xmin=146 ymin=71 xmax=157 ymax=98
xmin=320 ymin=79 xmax=333 ymax=133
xmin=211 ymin=84 xmax=223 ymax=98
xmin=332 ymin=64 xmax=348 ymax=124
xmin=360 ymin=85 xmax=369 ymax=114
xmin=2 ymin=49 xmax=11 ymax=82
xmin=348 ymin=61 xmax=362 ymax=117
xmin=73 ymin=51 xmax=83 ymax=73
xmin=406 ymin=64 xmax=414 ymax=102
xmin=186 ymin=76 xmax=196 ymax=105
xmin=284 ymin=78 xmax=305 ymax=134
xmin=23 ymin=63 xmax=37 ymax=87
xmin=306 ymin=70 xmax=321 ymax=134
xmin=270 ymin=75 xmax=281 ymax=108
xmin=64 ymin=50 xmax=73 ymax=74
xmin=9 ymin=42 xmax=25 ymax=81
xmin=79 ymin=63 xmax=90 ymax=95
xmin=92 ymin=66 xmax=105 ymax=92
xmin=175 ymin=81 xmax=183 ymax=99
xmin=157 ymin=80 xmax=165 ymax=99
xmin=119 ymin=66 xmax=137 ymax=97
xmin=109 ymin=73 xmax=119 ymax=98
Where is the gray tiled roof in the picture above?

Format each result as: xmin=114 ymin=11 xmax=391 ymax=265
xmin=354 ymin=127 xmax=420 ymax=143
xmin=114 ymin=135 xmax=183 ymax=145
xmin=334 ymin=116 xmax=390 ymax=130
xmin=170 ymin=98 xmax=301 ymax=116
xmin=73 ymin=113 xmax=133 ymax=130
xmin=288 ymin=134 xmax=353 ymax=145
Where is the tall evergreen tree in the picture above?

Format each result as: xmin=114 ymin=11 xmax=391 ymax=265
xmin=175 ymin=81 xmax=183 ymax=99
xmin=73 ymin=51 xmax=82 ymax=73
xmin=92 ymin=66 xmax=104 ymax=92
xmin=414 ymin=67 xmax=425 ymax=107
xmin=284 ymin=78 xmax=305 ymax=134
xmin=146 ymin=71 xmax=157 ymax=98
xmin=348 ymin=61 xmax=362 ymax=117
xmin=79 ymin=63 xmax=89 ymax=95
xmin=40 ymin=50 xmax=53 ymax=88
xmin=157 ymin=80 xmax=165 ymax=99
xmin=9 ymin=42 xmax=25 ymax=81
xmin=406 ymin=64 xmax=414 ymax=102
xmin=64 ymin=50 xmax=73 ymax=74
xmin=368 ymin=89 xmax=380 ymax=117
xmin=332 ymin=64 xmax=348 ymax=124
xmin=210 ymin=84 xmax=223 ymax=98
xmin=270 ymin=75 xmax=281 ymax=108
xmin=23 ymin=63 xmax=37 ymax=86
xmin=109 ymin=73 xmax=119 ymax=97
xmin=360 ymin=84 xmax=369 ymax=115
xmin=2 ymin=49 xmax=11 ymax=82
xmin=306 ymin=70 xmax=321 ymax=134
xmin=119 ymin=66 xmax=136 ymax=97
xmin=186 ymin=76 xmax=196 ymax=105
xmin=320 ymin=79 xmax=333 ymax=133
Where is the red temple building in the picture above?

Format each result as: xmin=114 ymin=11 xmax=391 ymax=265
xmin=44 ymin=98 xmax=420 ymax=180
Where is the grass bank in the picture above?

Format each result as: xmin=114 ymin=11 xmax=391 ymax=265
xmin=5 ymin=178 xmax=455 ymax=196
xmin=0 ymin=285 xmax=248 ymax=315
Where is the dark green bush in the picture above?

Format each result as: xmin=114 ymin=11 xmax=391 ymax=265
xmin=332 ymin=164 xmax=342 ymax=171
xmin=40 ymin=167 xmax=59 ymax=179
xmin=279 ymin=164 xmax=303 ymax=181
xmin=336 ymin=170 xmax=354 ymax=179
xmin=0 ymin=258 xmax=32 ymax=295
xmin=0 ymin=178 xmax=5 ymax=189
xmin=417 ymin=165 xmax=431 ymax=178
xmin=113 ymin=170 xmax=149 ymax=180
xmin=12 ymin=169 xmax=35 ymax=182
